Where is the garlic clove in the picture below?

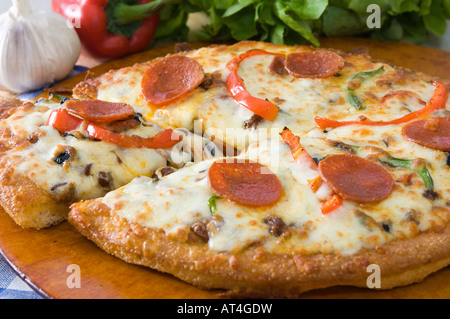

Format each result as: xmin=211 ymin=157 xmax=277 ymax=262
xmin=0 ymin=0 xmax=81 ymax=94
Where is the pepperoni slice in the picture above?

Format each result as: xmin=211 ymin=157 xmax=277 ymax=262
xmin=318 ymin=154 xmax=394 ymax=203
xmin=402 ymin=117 xmax=450 ymax=151
xmin=65 ymin=100 xmax=135 ymax=124
xmin=208 ymin=160 xmax=282 ymax=207
xmin=141 ymin=55 xmax=205 ymax=106
xmin=285 ymin=50 xmax=345 ymax=78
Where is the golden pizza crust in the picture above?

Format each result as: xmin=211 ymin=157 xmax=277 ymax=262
xmin=0 ymin=99 xmax=63 ymax=158
xmin=0 ymin=96 xmax=72 ymax=229
xmin=68 ymin=198 xmax=450 ymax=298
xmin=0 ymin=99 xmax=35 ymax=153
xmin=0 ymin=155 xmax=70 ymax=229
xmin=72 ymin=77 xmax=100 ymax=101
xmin=0 ymin=97 xmax=22 ymax=119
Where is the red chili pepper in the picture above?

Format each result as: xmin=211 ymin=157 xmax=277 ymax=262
xmin=226 ymin=49 xmax=281 ymax=121
xmin=47 ymin=108 xmax=181 ymax=149
xmin=51 ymin=0 xmax=166 ymax=59
xmin=315 ymin=81 xmax=448 ymax=129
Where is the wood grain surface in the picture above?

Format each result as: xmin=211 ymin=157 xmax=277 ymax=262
xmin=0 ymin=38 xmax=449 ymax=299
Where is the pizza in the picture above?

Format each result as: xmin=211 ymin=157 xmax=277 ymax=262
xmin=73 ymin=41 xmax=448 ymax=150
xmin=0 ymin=97 xmax=223 ymax=229
xmin=0 ymin=40 xmax=449 ymax=297
xmin=69 ymin=129 xmax=450 ymax=297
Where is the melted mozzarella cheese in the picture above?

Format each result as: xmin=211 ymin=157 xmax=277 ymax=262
xmin=89 ymin=41 xmax=450 ymax=152
xmin=101 ymin=129 xmax=450 ymax=255
xmin=3 ymin=100 xmax=227 ymax=203
xmin=96 ymin=64 xmax=149 ymax=115
xmin=301 ymin=124 xmax=450 ymax=232
xmin=6 ymin=124 xmax=168 ymax=200
xmin=2 ymin=99 xmax=60 ymax=140
xmin=0 ymin=89 xmax=232 ymax=203
xmin=101 ymin=139 xmax=395 ymax=255
xmin=66 ymin=41 xmax=450 ymax=255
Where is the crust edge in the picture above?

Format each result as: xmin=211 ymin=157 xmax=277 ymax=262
xmin=0 ymin=156 xmax=69 ymax=229
xmin=68 ymin=198 xmax=450 ymax=298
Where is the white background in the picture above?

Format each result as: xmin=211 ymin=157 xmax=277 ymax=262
xmin=0 ymin=0 xmax=449 ymax=51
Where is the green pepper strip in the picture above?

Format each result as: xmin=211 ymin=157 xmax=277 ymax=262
xmin=331 ymin=141 xmax=434 ymax=190
xmin=346 ymin=67 xmax=385 ymax=110
xmin=208 ymin=195 xmax=220 ymax=215
xmin=347 ymin=88 xmax=365 ymax=110
xmin=380 ymin=156 xmax=434 ymax=190
xmin=351 ymin=67 xmax=385 ymax=82
xmin=49 ymin=93 xmax=71 ymax=104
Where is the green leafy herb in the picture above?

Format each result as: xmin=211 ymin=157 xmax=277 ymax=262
xmin=149 ymin=0 xmax=450 ymax=47
xmin=423 ymin=0 xmax=448 ymax=36
xmin=273 ymin=1 xmax=321 ymax=46
xmin=106 ymin=0 xmax=184 ymax=39
xmin=321 ymin=5 xmax=369 ymax=37
xmin=208 ymin=195 xmax=220 ymax=215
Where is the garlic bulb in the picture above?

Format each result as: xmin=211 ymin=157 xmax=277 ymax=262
xmin=0 ymin=0 xmax=81 ymax=93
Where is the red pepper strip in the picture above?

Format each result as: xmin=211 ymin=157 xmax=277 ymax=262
xmin=46 ymin=108 xmax=82 ymax=132
xmin=226 ymin=49 xmax=281 ymax=121
xmin=47 ymin=109 xmax=181 ymax=149
xmin=86 ymin=123 xmax=181 ymax=149
xmin=280 ymin=127 xmax=317 ymax=169
xmin=52 ymin=0 xmax=159 ymax=59
xmin=315 ymin=81 xmax=448 ymax=129
xmin=320 ymin=194 xmax=344 ymax=215
xmin=280 ymin=128 xmax=342 ymax=215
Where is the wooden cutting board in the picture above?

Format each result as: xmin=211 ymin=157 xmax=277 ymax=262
xmin=0 ymin=38 xmax=449 ymax=299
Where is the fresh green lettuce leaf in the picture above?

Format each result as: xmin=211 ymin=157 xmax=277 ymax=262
xmin=149 ymin=0 xmax=448 ymax=48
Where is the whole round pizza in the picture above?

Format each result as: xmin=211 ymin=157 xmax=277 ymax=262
xmin=0 ymin=41 xmax=449 ymax=298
